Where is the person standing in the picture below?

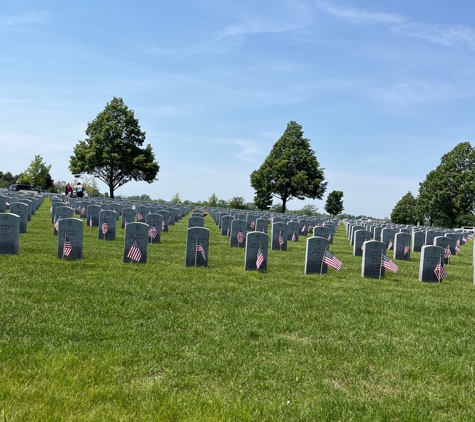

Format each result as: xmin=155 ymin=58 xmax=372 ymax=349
xmin=65 ymin=183 xmax=72 ymax=196
xmin=76 ymin=182 xmax=84 ymax=198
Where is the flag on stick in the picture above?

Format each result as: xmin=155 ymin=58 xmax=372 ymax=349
xmin=101 ymin=222 xmax=109 ymax=235
xmin=196 ymin=239 xmax=206 ymax=261
xmin=381 ymin=254 xmax=398 ymax=273
xmin=54 ymin=216 xmax=62 ymax=232
xmin=444 ymin=247 xmax=452 ymax=259
xmin=63 ymin=236 xmax=72 ymax=257
xmin=323 ymin=250 xmax=342 ymax=271
xmin=292 ymin=232 xmax=296 ymax=242
xmin=149 ymin=225 xmax=158 ymax=239
xmin=434 ymin=259 xmax=448 ymax=281
xmin=127 ymin=240 xmax=142 ymax=262
xmin=404 ymin=242 xmax=410 ymax=255
xmin=387 ymin=238 xmax=393 ymax=250
xmin=237 ymin=231 xmax=245 ymax=244
xmin=256 ymin=246 xmax=264 ymax=270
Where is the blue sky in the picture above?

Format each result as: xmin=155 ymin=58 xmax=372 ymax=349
xmin=1 ymin=0 xmax=474 ymax=218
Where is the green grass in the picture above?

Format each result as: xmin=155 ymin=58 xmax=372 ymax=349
xmin=1 ymin=201 xmax=475 ymax=421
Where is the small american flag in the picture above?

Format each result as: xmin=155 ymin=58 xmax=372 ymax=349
xmin=196 ymin=239 xmax=206 ymax=261
xmin=132 ymin=204 xmax=136 ymax=210
xmin=168 ymin=215 xmax=172 ymax=223
xmin=404 ymin=242 xmax=410 ymax=255
xmin=162 ymin=221 xmax=165 ymax=231
xmin=63 ymin=236 xmax=72 ymax=257
xmin=328 ymin=233 xmax=332 ymax=241
xmin=237 ymin=231 xmax=245 ymax=244
xmin=127 ymin=240 xmax=142 ymax=262
xmin=279 ymin=234 xmax=284 ymax=246
xmin=226 ymin=227 xmax=230 ymax=236
xmin=382 ymin=254 xmax=398 ymax=274
xmin=81 ymin=206 xmax=86 ymax=215
xmin=137 ymin=212 xmax=143 ymax=221
xmin=256 ymin=246 xmax=264 ymax=270
xmin=102 ymin=222 xmax=109 ymax=235
xmin=434 ymin=261 xmax=448 ymax=280
xmin=250 ymin=220 xmax=255 ymax=229
xmin=149 ymin=225 xmax=158 ymax=239
xmin=292 ymin=232 xmax=296 ymax=242
xmin=301 ymin=225 xmax=306 ymax=233
xmin=89 ymin=217 xmax=93 ymax=227
xmin=387 ymin=238 xmax=393 ymax=250
xmin=455 ymin=244 xmax=461 ymax=253
xmin=54 ymin=216 xmax=62 ymax=232
xmin=444 ymin=247 xmax=452 ymax=259
xmin=323 ymin=250 xmax=342 ymax=271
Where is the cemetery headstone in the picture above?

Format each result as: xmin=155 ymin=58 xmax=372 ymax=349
xmin=272 ymin=222 xmax=288 ymax=251
xmin=244 ymin=231 xmax=268 ymax=271
xmin=185 ymin=227 xmax=210 ymax=267
xmin=57 ymin=218 xmax=83 ymax=260
xmin=98 ymin=210 xmax=117 ymax=241
xmin=229 ymin=219 xmax=247 ymax=248
xmin=361 ymin=240 xmax=386 ymax=279
xmin=123 ymin=222 xmax=149 ymax=263
xmin=0 ymin=213 xmax=20 ymax=254
xmin=419 ymin=245 xmax=445 ymax=282
xmin=305 ymin=236 xmax=330 ymax=275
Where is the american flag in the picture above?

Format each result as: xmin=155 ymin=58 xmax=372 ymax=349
xmin=256 ymin=246 xmax=264 ymax=270
xmin=226 ymin=227 xmax=230 ymax=236
xmin=127 ymin=240 xmax=142 ymax=262
xmin=132 ymin=204 xmax=136 ymax=210
xmin=279 ymin=233 xmax=284 ymax=246
xmin=168 ymin=215 xmax=172 ymax=223
xmin=323 ymin=250 xmax=342 ymax=271
xmin=137 ymin=212 xmax=143 ymax=221
xmin=196 ymin=239 xmax=206 ymax=261
xmin=463 ymin=236 xmax=467 ymax=244
xmin=76 ymin=205 xmax=81 ymax=212
xmin=292 ymin=232 xmax=296 ymax=242
xmin=455 ymin=244 xmax=461 ymax=253
xmin=125 ymin=221 xmax=129 ymax=228
xmin=101 ymin=222 xmax=109 ymax=235
xmin=81 ymin=206 xmax=86 ymax=215
xmin=301 ymin=225 xmax=306 ymax=233
xmin=387 ymin=238 xmax=393 ymax=250
xmin=444 ymin=247 xmax=452 ymax=259
xmin=89 ymin=217 xmax=93 ymax=227
xmin=434 ymin=260 xmax=448 ymax=280
xmin=63 ymin=236 xmax=72 ymax=257
xmin=237 ymin=231 xmax=245 ymax=244
xmin=162 ymin=221 xmax=165 ymax=231
xmin=149 ymin=225 xmax=158 ymax=239
xmin=404 ymin=242 xmax=411 ymax=255
xmin=250 ymin=220 xmax=255 ymax=229
xmin=382 ymin=254 xmax=398 ymax=273
xmin=54 ymin=216 xmax=62 ymax=232
xmin=328 ymin=233 xmax=332 ymax=241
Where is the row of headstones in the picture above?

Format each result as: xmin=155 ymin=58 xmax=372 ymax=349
xmin=344 ymin=220 xmax=474 ymax=282
xmin=0 ymin=192 xmax=45 ymax=234
xmin=345 ymin=220 xmax=470 ymax=258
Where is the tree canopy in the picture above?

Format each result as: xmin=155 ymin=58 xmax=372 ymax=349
xmin=69 ymin=97 xmax=159 ymax=199
xmin=324 ymin=190 xmax=344 ymax=217
xmin=22 ymin=155 xmax=52 ymax=189
xmin=417 ymin=142 xmax=475 ymax=228
xmin=390 ymin=191 xmax=419 ymax=225
xmin=250 ymin=121 xmax=327 ymax=213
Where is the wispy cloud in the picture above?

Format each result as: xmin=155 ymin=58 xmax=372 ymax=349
xmin=315 ymin=1 xmax=406 ymax=25
xmin=0 ymin=13 xmax=44 ymax=29
xmin=315 ymin=1 xmax=475 ymax=49
xmin=232 ymin=140 xmax=260 ymax=163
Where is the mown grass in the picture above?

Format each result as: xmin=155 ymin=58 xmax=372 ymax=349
xmin=1 ymin=200 xmax=475 ymax=421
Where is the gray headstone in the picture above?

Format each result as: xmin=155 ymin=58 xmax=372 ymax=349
xmin=434 ymin=236 xmax=451 ymax=265
xmin=244 ymin=231 xmax=268 ymax=271
xmin=394 ymin=232 xmax=411 ymax=261
xmin=98 ymin=211 xmax=117 ymax=241
xmin=0 ymin=213 xmax=20 ymax=254
xmin=188 ymin=216 xmax=204 ymax=228
xmin=354 ymin=230 xmax=372 ymax=257
xmin=146 ymin=213 xmax=163 ymax=244
xmin=255 ymin=218 xmax=268 ymax=234
xmin=9 ymin=202 xmax=28 ymax=233
xmin=412 ymin=230 xmax=426 ymax=252
xmin=229 ymin=219 xmax=247 ymax=248
xmin=53 ymin=206 xmax=74 ymax=236
xmin=305 ymin=236 xmax=330 ymax=275
xmin=221 ymin=215 xmax=233 ymax=236
xmin=362 ymin=240 xmax=386 ymax=279
xmin=86 ymin=204 xmax=101 ymax=227
xmin=123 ymin=222 xmax=149 ymax=263
xmin=57 ymin=218 xmax=83 ymax=260
xmin=271 ymin=222 xmax=288 ymax=251
xmin=287 ymin=221 xmax=300 ymax=241
xmin=419 ymin=245 xmax=445 ymax=282
xmin=185 ymin=227 xmax=210 ymax=267
xmin=122 ymin=207 xmax=136 ymax=229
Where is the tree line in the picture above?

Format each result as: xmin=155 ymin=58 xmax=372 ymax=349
xmin=391 ymin=142 xmax=475 ymax=228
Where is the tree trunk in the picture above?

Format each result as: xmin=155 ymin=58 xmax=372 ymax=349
xmin=109 ymin=185 xmax=114 ymax=199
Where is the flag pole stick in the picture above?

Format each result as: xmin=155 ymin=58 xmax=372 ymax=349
xmin=195 ymin=237 xmax=198 ymax=267
xmin=320 ymin=246 xmax=327 ymax=275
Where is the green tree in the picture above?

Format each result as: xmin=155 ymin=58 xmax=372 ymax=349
xmin=390 ymin=191 xmax=418 ymax=225
xmin=228 ymin=196 xmax=247 ymax=210
xmin=208 ymin=193 xmax=219 ymax=207
xmin=299 ymin=204 xmax=319 ymax=216
xmin=253 ymin=189 xmax=273 ymax=211
xmin=23 ymin=155 xmax=52 ymax=188
xmin=250 ymin=121 xmax=327 ymax=213
xmin=324 ymin=190 xmax=344 ymax=217
xmin=69 ymin=97 xmax=159 ymax=199
xmin=417 ymin=142 xmax=475 ymax=228
xmin=172 ymin=192 xmax=181 ymax=204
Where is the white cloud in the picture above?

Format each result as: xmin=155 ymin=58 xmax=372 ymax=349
xmin=232 ymin=140 xmax=260 ymax=163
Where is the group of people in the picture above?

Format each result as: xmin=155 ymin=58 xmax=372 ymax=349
xmin=65 ymin=182 xmax=85 ymax=198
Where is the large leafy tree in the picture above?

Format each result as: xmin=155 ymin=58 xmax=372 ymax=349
xmin=324 ymin=190 xmax=344 ymax=217
xmin=23 ymin=155 xmax=52 ymax=188
xmin=254 ymin=189 xmax=273 ymax=211
xmin=390 ymin=191 xmax=418 ymax=225
xmin=250 ymin=121 xmax=327 ymax=213
xmin=69 ymin=97 xmax=159 ymax=199
xmin=418 ymin=142 xmax=475 ymax=228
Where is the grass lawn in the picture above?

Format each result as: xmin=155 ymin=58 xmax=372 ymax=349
xmin=1 ymin=200 xmax=475 ymax=421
